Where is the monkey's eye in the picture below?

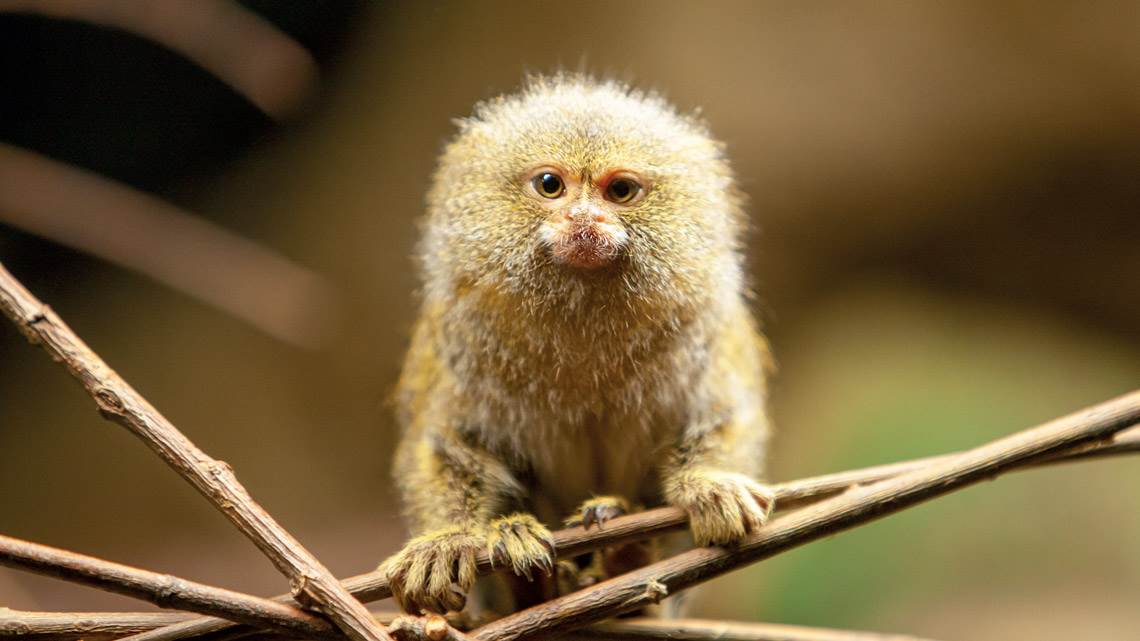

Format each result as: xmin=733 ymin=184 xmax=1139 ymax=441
xmin=605 ymin=178 xmax=641 ymax=204
xmin=533 ymin=172 xmax=565 ymax=199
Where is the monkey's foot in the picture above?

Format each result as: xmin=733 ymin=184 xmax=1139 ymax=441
xmin=565 ymin=496 xmax=630 ymax=529
xmin=665 ymin=468 xmax=776 ymax=546
xmin=381 ymin=526 xmax=484 ymax=614
xmin=486 ymin=513 xmax=555 ymax=581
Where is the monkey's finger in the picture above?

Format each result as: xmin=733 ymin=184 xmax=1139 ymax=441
xmin=746 ymin=483 xmax=777 ymax=517
xmin=444 ymin=584 xmax=468 ymax=613
xmin=436 ymin=578 xmax=466 ymax=614
xmin=540 ymin=531 xmax=556 ymax=558
xmin=388 ymin=576 xmax=410 ymax=612
xmin=581 ymin=507 xmax=597 ymax=529
xmin=456 ymin=546 xmax=478 ymax=590
xmin=735 ymin=490 xmax=765 ymax=534
xmin=596 ymin=504 xmax=624 ymax=527
xmin=428 ymin=550 xmax=454 ymax=599
xmin=489 ymin=539 xmax=508 ymax=569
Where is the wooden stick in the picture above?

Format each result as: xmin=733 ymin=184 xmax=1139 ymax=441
xmin=0 ymin=261 xmax=391 ymax=641
xmin=0 ymin=609 xmax=191 ymax=641
xmin=117 ymin=423 xmax=1139 ymax=641
xmin=0 ymin=536 xmax=339 ymax=640
xmin=570 ymin=618 xmax=939 ymax=641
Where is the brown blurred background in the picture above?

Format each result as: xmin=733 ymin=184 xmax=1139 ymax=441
xmin=1 ymin=2 xmax=1138 ymax=639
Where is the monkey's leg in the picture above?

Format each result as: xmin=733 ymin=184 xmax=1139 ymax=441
xmin=559 ymin=496 xmax=631 ymax=592
xmin=564 ymin=495 xmax=630 ymax=529
xmin=661 ymin=419 xmax=776 ymax=547
xmin=382 ymin=431 xmax=553 ymax=614
xmin=560 ymin=497 xmax=656 ymax=596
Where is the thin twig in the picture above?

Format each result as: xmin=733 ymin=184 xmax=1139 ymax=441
xmin=469 ymin=390 xmax=1140 ymax=641
xmin=116 ymin=423 xmax=1139 ymax=641
xmin=0 ymin=143 xmax=337 ymax=348
xmin=0 ymin=609 xmax=191 ymax=641
xmin=570 ymin=618 xmax=939 ymax=641
xmin=0 ymin=0 xmax=317 ymax=119
xmin=0 ymin=261 xmax=391 ymax=641
xmin=0 ymin=537 xmax=339 ymax=640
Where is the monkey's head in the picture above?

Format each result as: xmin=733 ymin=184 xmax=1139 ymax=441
xmin=423 ymin=74 xmax=745 ymax=320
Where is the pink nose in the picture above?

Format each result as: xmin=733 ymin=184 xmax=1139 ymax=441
xmin=565 ymin=205 xmax=608 ymax=223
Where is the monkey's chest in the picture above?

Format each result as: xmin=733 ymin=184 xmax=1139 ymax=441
xmin=522 ymin=418 xmax=662 ymax=523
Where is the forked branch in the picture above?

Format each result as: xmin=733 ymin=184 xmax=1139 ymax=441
xmin=0 ymin=536 xmax=338 ymax=640
xmin=0 ymin=261 xmax=389 ymax=641
xmin=110 ymin=413 xmax=1140 ymax=641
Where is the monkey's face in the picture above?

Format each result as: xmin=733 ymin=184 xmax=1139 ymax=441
xmin=524 ymin=165 xmax=641 ymax=270
xmin=425 ymin=77 xmax=744 ymax=314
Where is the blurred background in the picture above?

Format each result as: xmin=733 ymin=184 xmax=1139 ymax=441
xmin=1 ymin=2 xmax=1138 ymax=639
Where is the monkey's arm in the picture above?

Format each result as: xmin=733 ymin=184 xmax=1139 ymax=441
xmin=384 ymin=428 xmax=553 ymax=614
xmin=661 ymin=318 xmax=775 ymax=546
xmin=661 ymin=416 xmax=775 ymax=546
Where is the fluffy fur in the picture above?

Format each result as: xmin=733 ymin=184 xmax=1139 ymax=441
xmin=383 ymin=74 xmax=774 ymax=617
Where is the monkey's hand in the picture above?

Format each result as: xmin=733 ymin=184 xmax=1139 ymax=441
xmin=664 ymin=468 xmax=776 ymax=546
xmin=486 ymin=513 xmax=555 ymax=581
xmin=564 ymin=496 xmax=630 ymax=529
xmin=381 ymin=526 xmax=484 ymax=614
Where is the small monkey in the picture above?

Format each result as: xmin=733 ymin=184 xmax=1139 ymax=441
xmin=383 ymin=74 xmax=774 ymax=616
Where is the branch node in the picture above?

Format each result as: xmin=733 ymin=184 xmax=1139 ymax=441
xmin=153 ymin=575 xmax=182 ymax=608
xmin=94 ymin=387 xmax=126 ymax=415
xmin=628 ymin=579 xmax=668 ymax=607
xmin=206 ymin=459 xmax=235 ymax=479
xmin=424 ymin=615 xmax=450 ymax=641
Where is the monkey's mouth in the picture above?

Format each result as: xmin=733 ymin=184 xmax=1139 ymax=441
xmin=541 ymin=221 xmax=629 ymax=270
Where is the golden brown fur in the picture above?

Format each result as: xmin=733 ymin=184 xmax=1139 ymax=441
xmin=383 ymin=74 xmax=774 ymax=617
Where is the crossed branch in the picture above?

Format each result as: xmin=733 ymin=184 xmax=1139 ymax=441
xmin=1 ymin=259 xmax=1137 ymax=641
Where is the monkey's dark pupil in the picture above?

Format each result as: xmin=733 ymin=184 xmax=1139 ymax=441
xmin=611 ymin=181 xmax=631 ymax=199
xmin=540 ymin=174 xmax=561 ymax=195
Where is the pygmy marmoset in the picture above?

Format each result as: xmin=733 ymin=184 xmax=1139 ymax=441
xmin=383 ymin=74 xmax=774 ymax=616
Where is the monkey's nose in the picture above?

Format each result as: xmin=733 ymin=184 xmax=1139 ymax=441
xmin=565 ymin=205 xmax=608 ymax=224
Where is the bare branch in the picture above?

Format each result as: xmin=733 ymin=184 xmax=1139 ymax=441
xmin=0 ymin=536 xmax=340 ymax=640
xmin=469 ymin=390 xmax=1140 ymax=641
xmin=0 ymin=609 xmax=191 ymax=641
xmin=0 ymin=0 xmax=318 ymax=119
xmin=570 ymin=618 xmax=939 ymax=641
xmin=0 ymin=260 xmax=391 ymax=641
xmin=0 ymin=611 xmax=942 ymax=641
xmin=0 ymin=143 xmax=337 ymax=348
xmin=118 ymin=423 xmax=1139 ymax=641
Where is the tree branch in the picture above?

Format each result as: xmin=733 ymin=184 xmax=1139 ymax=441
xmin=0 ymin=536 xmax=341 ymax=640
xmin=0 ymin=609 xmax=191 ymax=641
xmin=0 ymin=260 xmax=391 ymax=641
xmin=100 ymin=419 xmax=1140 ymax=638
xmin=468 ymin=389 xmax=1140 ymax=641
xmin=116 ymin=422 xmax=1138 ymax=641
xmin=570 ymin=618 xmax=939 ymax=641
